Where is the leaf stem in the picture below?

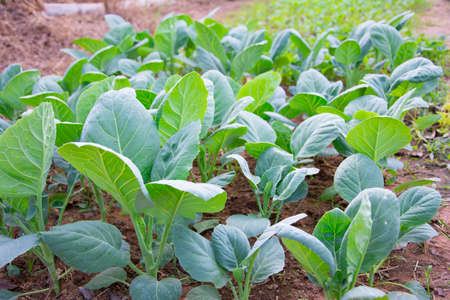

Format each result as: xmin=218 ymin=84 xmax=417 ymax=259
xmin=128 ymin=261 xmax=146 ymax=276
xmin=88 ymin=180 xmax=106 ymax=221
xmin=242 ymin=249 xmax=259 ymax=300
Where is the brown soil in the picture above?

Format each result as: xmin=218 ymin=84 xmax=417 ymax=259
xmin=0 ymin=0 xmax=449 ymax=300
xmin=415 ymin=0 xmax=450 ymax=48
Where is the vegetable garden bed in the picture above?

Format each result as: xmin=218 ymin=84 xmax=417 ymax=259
xmin=0 ymin=2 xmax=448 ymax=300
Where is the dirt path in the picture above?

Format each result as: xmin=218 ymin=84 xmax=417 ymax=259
xmin=415 ymin=0 xmax=450 ymax=47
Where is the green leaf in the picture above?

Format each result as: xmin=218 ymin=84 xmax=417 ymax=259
xmin=275 ymin=167 xmax=318 ymax=201
xmin=154 ymin=15 xmax=177 ymax=59
xmin=404 ymin=281 xmax=429 ymax=300
xmin=145 ymin=180 xmax=227 ymax=222
xmin=346 ymin=116 xmax=411 ymax=162
xmin=21 ymin=95 xmax=75 ymax=122
xmin=255 ymin=147 xmax=293 ymax=177
xmin=288 ymin=93 xmax=328 ymax=116
xmin=394 ymin=41 xmax=417 ymax=68
xmin=290 ymin=113 xmax=345 ymax=159
xmin=345 ymin=188 xmax=400 ymax=273
xmin=334 ymin=154 xmax=384 ymax=202
xmin=295 ymin=69 xmax=329 ymax=95
xmin=55 ymin=122 xmax=82 ymax=147
xmin=76 ymin=77 xmax=114 ymax=123
xmin=335 ymin=40 xmax=361 ymax=65
xmin=84 ymin=267 xmax=126 ymax=290
xmin=328 ymin=84 xmax=368 ymax=111
xmin=158 ymin=72 xmax=208 ymax=143
xmin=73 ymin=38 xmax=108 ymax=54
xmin=281 ymin=225 xmax=336 ymax=287
xmin=41 ymin=221 xmax=130 ymax=273
xmin=342 ymin=286 xmax=387 ymax=300
xmin=0 ymin=64 xmax=21 ymax=90
xmin=238 ymin=71 xmax=281 ymax=113
xmin=316 ymin=106 xmax=351 ymax=121
xmin=151 ymin=121 xmax=201 ymax=181
xmin=226 ymin=214 xmax=270 ymax=238
xmin=340 ymin=195 xmax=372 ymax=279
xmin=251 ymin=236 xmax=285 ymax=283
xmin=399 ymin=187 xmax=441 ymax=229
xmin=414 ymin=114 xmax=441 ymax=130
xmin=61 ymin=58 xmax=88 ymax=94
xmin=81 ymin=88 xmax=159 ymax=182
xmin=397 ymin=223 xmax=437 ymax=246
xmin=370 ymin=24 xmax=402 ymax=62
xmin=173 ymin=226 xmax=229 ymax=288
xmin=386 ymin=90 xmax=428 ymax=120
xmin=313 ymin=208 xmax=351 ymax=260
xmin=130 ymin=275 xmax=181 ymax=300
xmin=194 ymin=22 xmax=229 ymax=70
xmin=0 ymin=234 xmax=39 ymax=268
xmin=0 ymin=70 xmax=40 ymax=119
xmin=236 ymin=111 xmax=276 ymax=143
xmin=344 ymin=95 xmax=387 ymax=117
xmin=89 ymin=46 xmax=118 ymax=71
xmin=186 ymin=285 xmax=221 ymax=300
xmin=224 ymin=154 xmax=260 ymax=187
xmin=0 ymin=290 xmax=20 ymax=300
xmin=0 ymin=103 xmax=55 ymax=198
xmin=58 ymin=142 xmax=148 ymax=213
xmin=270 ymin=29 xmax=293 ymax=60
xmin=193 ymin=219 xmax=220 ymax=234
xmin=207 ymin=171 xmax=235 ymax=188
xmin=211 ymin=225 xmax=250 ymax=271
xmin=394 ymin=178 xmax=440 ymax=194
xmin=231 ymin=42 xmax=267 ymax=80
xmin=202 ymin=70 xmax=235 ymax=126
xmin=391 ymin=58 xmax=443 ymax=90
xmin=205 ymin=124 xmax=247 ymax=155
xmin=221 ymin=96 xmax=253 ymax=125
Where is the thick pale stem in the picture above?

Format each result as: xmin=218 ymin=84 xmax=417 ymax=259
xmin=242 ymin=249 xmax=259 ymax=300
xmin=130 ymin=214 xmax=153 ymax=274
xmin=88 ymin=181 xmax=106 ymax=221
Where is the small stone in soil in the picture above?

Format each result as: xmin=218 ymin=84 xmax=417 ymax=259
xmin=78 ymin=287 xmax=94 ymax=300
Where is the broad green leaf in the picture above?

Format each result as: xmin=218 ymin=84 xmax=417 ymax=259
xmin=55 ymin=122 xmax=82 ymax=147
xmin=391 ymin=58 xmax=443 ymax=90
xmin=89 ymin=46 xmax=118 ymax=71
xmin=414 ymin=114 xmax=441 ymax=130
xmin=221 ymin=96 xmax=253 ymax=125
xmin=61 ymin=48 xmax=89 ymax=60
xmin=386 ymin=90 xmax=428 ymax=120
xmin=104 ymin=14 xmax=128 ymax=29
xmin=362 ymin=74 xmax=391 ymax=100
xmin=21 ymin=95 xmax=75 ymax=122
xmin=396 ymin=223 xmax=437 ymax=246
xmin=270 ymin=29 xmax=293 ymax=60
xmin=221 ymin=154 xmax=260 ymax=187
xmin=58 ymin=142 xmax=148 ymax=213
xmin=130 ymin=71 xmax=154 ymax=90
xmin=295 ymin=69 xmax=329 ymax=95
xmin=84 ymin=267 xmax=126 ymax=290
xmin=345 ymin=188 xmax=400 ymax=272
xmin=151 ymin=121 xmax=200 ymax=181
xmin=399 ymin=187 xmax=441 ymax=229
xmin=281 ymin=225 xmax=336 ymax=287
xmin=0 ymin=290 xmax=20 ymax=300
xmin=0 ymin=64 xmax=21 ymax=90
xmin=207 ymin=172 xmax=235 ymax=188
xmin=287 ymin=93 xmax=327 ymax=116
xmin=154 ymin=15 xmax=177 ymax=59
xmin=346 ymin=116 xmax=411 ymax=162
xmin=404 ymin=281 xmax=429 ymax=300
xmin=226 ymin=214 xmax=270 ymax=238
xmin=334 ymin=154 xmax=384 ymax=202
xmin=341 ymin=196 xmax=372 ymax=278
xmin=290 ymin=113 xmax=345 ymax=159
xmin=202 ymin=78 xmax=215 ymax=137
xmin=370 ymin=24 xmax=402 ymax=62
xmin=335 ymin=40 xmax=361 ymax=65
xmin=173 ymin=226 xmax=229 ymax=288
xmin=255 ymin=147 xmax=293 ymax=177
xmin=328 ymin=84 xmax=368 ymax=111
xmin=316 ymin=106 xmax=351 ymax=121
xmin=0 ymin=103 xmax=55 ymax=198
xmin=145 ymin=180 xmax=227 ymax=221
xmin=81 ymin=88 xmax=159 ymax=182
xmin=202 ymin=70 xmax=235 ymax=126
xmin=194 ymin=22 xmax=229 ymax=69
xmin=275 ymin=168 xmax=318 ymax=201
xmin=290 ymin=29 xmax=311 ymax=58
xmin=158 ymin=72 xmax=208 ymax=143
xmin=33 ymin=75 xmax=63 ymax=94
xmin=0 ymin=234 xmax=39 ymax=268
xmin=73 ymin=38 xmax=108 ymax=54
xmin=236 ymin=111 xmax=276 ymax=143
xmin=342 ymin=286 xmax=387 ymax=300
xmin=211 ymin=225 xmax=250 ymax=271
xmin=394 ymin=42 xmax=417 ymax=68
xmin=231 ymin=42 xmax=267 ymax=80
xmin=61 ymin=58 xmax=88 ymax=94
xmin=245 ymin=142 xmax=281 ymax=159
xmin=186 ymin=285 xmax=221 ymax=300
xmin=251 ymin=236 xmax=285 ymax=283
xmin=0 ymin=70 xmax=40 ymax=119
xmin=76 ymin=77 xmax=114 ymax=123
xmin=205 ymin=124 xmax=247 ymax=155
xmin=41 ymin=221 xmax=129 ymax=273
xmin=344 ymin=95 xmax=387 ymax=117
xmin=312 ymin=208 xmax=351 ymax=260
xmin=394 ymin=178 xmax=440 ymax=194
xmin=130 ymin=275 xmax=181 ymax=300
xmin=238 ymin=71 xmax=281 ymax=112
